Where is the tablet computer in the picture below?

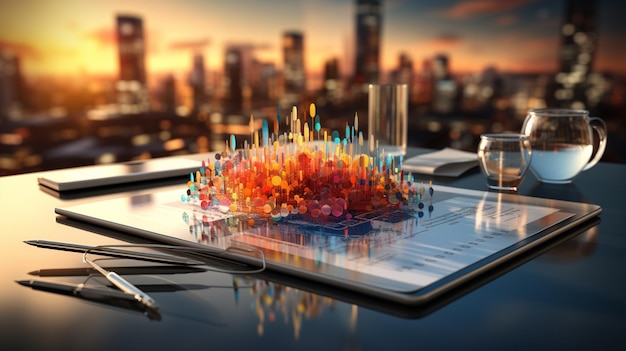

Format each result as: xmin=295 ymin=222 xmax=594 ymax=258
xmin=38 ymin=157 xmax=200 ymax=192
xmin=54 ymin=184 xmax=601 ymax=306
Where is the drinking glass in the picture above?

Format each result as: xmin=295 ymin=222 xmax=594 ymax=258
xmin=521 ymin=108 xmax=607 ymax=183
xmin=477 ymin=133 xmax=532 ymax=192
xmin=368 ymin=84 xmax=408 ymax=156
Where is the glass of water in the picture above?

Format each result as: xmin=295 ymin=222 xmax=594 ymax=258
xmin=477 ymin=133 xmax=532 ymax=192
xmin=521 ymin=108 xmax=607 ymax=183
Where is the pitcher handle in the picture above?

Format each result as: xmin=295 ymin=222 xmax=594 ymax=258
xmin=582 ymin=117 xmax=608 ymax=171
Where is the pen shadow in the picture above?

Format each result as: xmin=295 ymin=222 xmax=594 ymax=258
xmin=17 ymin=266 xmax=237 ymax=324
xmin=55 ymin=213 xmax=601 ymax=319
xmin=24 ymin=218 xmax=251 ymax=324
xmin=15 ymin=278 xmax=164 ymax=321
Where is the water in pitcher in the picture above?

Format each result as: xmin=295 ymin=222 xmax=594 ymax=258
xmin=529 ymin=144 xmax=592 ymax=183
xmin=521 ymin=108 xmax=607 ymax=183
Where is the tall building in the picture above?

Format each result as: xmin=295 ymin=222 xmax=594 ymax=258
xmin=389 ymin=53 xmax=414 ymax=103
xmin=431 ymin=54 xmax=457 ymax=114
xmin=433 ymin=54 xmax=451 ymax=81
xmin=414 ymin=58 xmax=434 ymax=105
xmin=161 ymin=74 xmax=177 ymax=115
xmin=552 ymin=0 xmax=598 ymax=109
xmin=189 ymin=53 xmax=206 ymax=112
xmin=250 ymin=60 xmax=277 ymax=103
xmin=116 ymin=14 xmax=149 ymax=114
xmin=224 ymin=46 xmax=243 ymax=113
xmin=322 ymin=57 xmax=342 ymax=105
xmin=282 ymin=31 xmax=306 ymax=104
xmin=0 ymin=50 xmax=22 ymax=123
xmin=390 ymin=53 xmax=413 ymax=84
xmin=354 ymin=0 xmax=382 ymax=85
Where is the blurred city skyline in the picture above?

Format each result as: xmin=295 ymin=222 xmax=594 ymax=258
xmin=2 ymin=0 xmax=625 ymax=83
xmin=0 ymin=0 xmax=624 ymax=175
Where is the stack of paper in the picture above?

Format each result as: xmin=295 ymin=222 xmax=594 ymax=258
xmin=402 ymin=147 xmax=478 ymax=177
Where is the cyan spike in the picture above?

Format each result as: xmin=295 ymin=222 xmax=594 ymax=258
xmin=262 ymin=119 xmax=269 ymax=147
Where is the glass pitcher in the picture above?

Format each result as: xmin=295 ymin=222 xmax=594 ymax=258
xmin=521 ymin=108 xmax=607 ymax=184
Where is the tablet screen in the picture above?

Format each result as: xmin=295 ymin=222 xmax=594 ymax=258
xmin=56 ymin=184 xmax=598 ymax=304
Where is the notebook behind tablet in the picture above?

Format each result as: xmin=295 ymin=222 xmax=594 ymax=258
xmin=38 ymin=157 xmax=200 ymax=191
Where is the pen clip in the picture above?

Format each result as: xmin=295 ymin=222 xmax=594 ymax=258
xmin=83 ymin=252 xmax=159 ymax=311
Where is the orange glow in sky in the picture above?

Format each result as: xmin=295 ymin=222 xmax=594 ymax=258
xmin=0 ymin=0 xmax=624 ymax=81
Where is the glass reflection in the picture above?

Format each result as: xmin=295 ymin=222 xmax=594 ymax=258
xmin=240 ymin=277 xmax=339 ymax=339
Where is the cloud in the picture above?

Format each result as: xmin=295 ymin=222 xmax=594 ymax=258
xmin=169 ymin=38 xmax=211 ymax=51
xmin=0 ymin=40 xmax=41 ymax=60
xmin=85 ymin=27 xmax=116 ymax=47
xmin=489 ymin=34 xmax=559 ymax=71
xmin=437 ymin=0 xmax=536 ymax=19
xmin=85 ymin=26 xmax=164 ymax=54
xmin=429 ymin=33 xmax=463 ymax=48
xmin=222 ymin=42 xmax=274 ymax=51
xmin=407 ymin=33 xmax=463 ymax=63
xmin=495 ymin=14 xmax=519 ymax=26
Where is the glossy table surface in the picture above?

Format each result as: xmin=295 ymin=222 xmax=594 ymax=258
xmin=1 ymin=150 xmax=625 ymax=351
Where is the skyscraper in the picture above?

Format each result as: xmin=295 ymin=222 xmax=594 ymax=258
xmin=414 ymin=58 xmax=434 ymax=105
xmin=432 ymin=54 xmax=450 ymax=81
xmin=282 ymin=31 xmax=305 ymax=104
xmin=0 ymin=50 xmax=22 ymax=123
xmin=251 ymin=60 xmax=277 ymax=102
xmin=116 ymin=14 xmax=149 ymax=114
xmin=322 ymin=57 xmax=342 ymax=104
xmin=390 ymin=53 xmax=414 ymax=103
xmin=552 ymin=0 xmax=598 ymax=109
xmin=224 ymin=46 xmax=243 ymax=113
xmin=431 ymin=54 xmax=457 ymax=114
xmin=354 ymin=0 xmax=381 ymax=85
xmin=391 ymin=53 xmax=413 ymax=85
xmin=189 ymin=53 xmax=206 ymax=112
xmin=161 ymin=74 xmax=176 ymax=115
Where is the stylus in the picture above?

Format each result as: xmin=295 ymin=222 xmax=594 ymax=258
xmin=24 ymin=240 xmax=204 ymax=265
xmin=84 ymin=255 xmax=159 ymax=312
xmin=28 ymin=265 xmax=207 ymax=277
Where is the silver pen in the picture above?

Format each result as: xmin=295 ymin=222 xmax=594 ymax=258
xmin=83 ymin=254 xmax=159 ymax=311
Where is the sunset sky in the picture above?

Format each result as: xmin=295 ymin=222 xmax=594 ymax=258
xmin=1 ymin=0 xmax=625 ymax=80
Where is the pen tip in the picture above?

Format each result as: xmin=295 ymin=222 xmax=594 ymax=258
xmin=15 ymin=280 xmax=30 ymax=287
xmin=28 ymin=270 xmax=40 ymax=276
